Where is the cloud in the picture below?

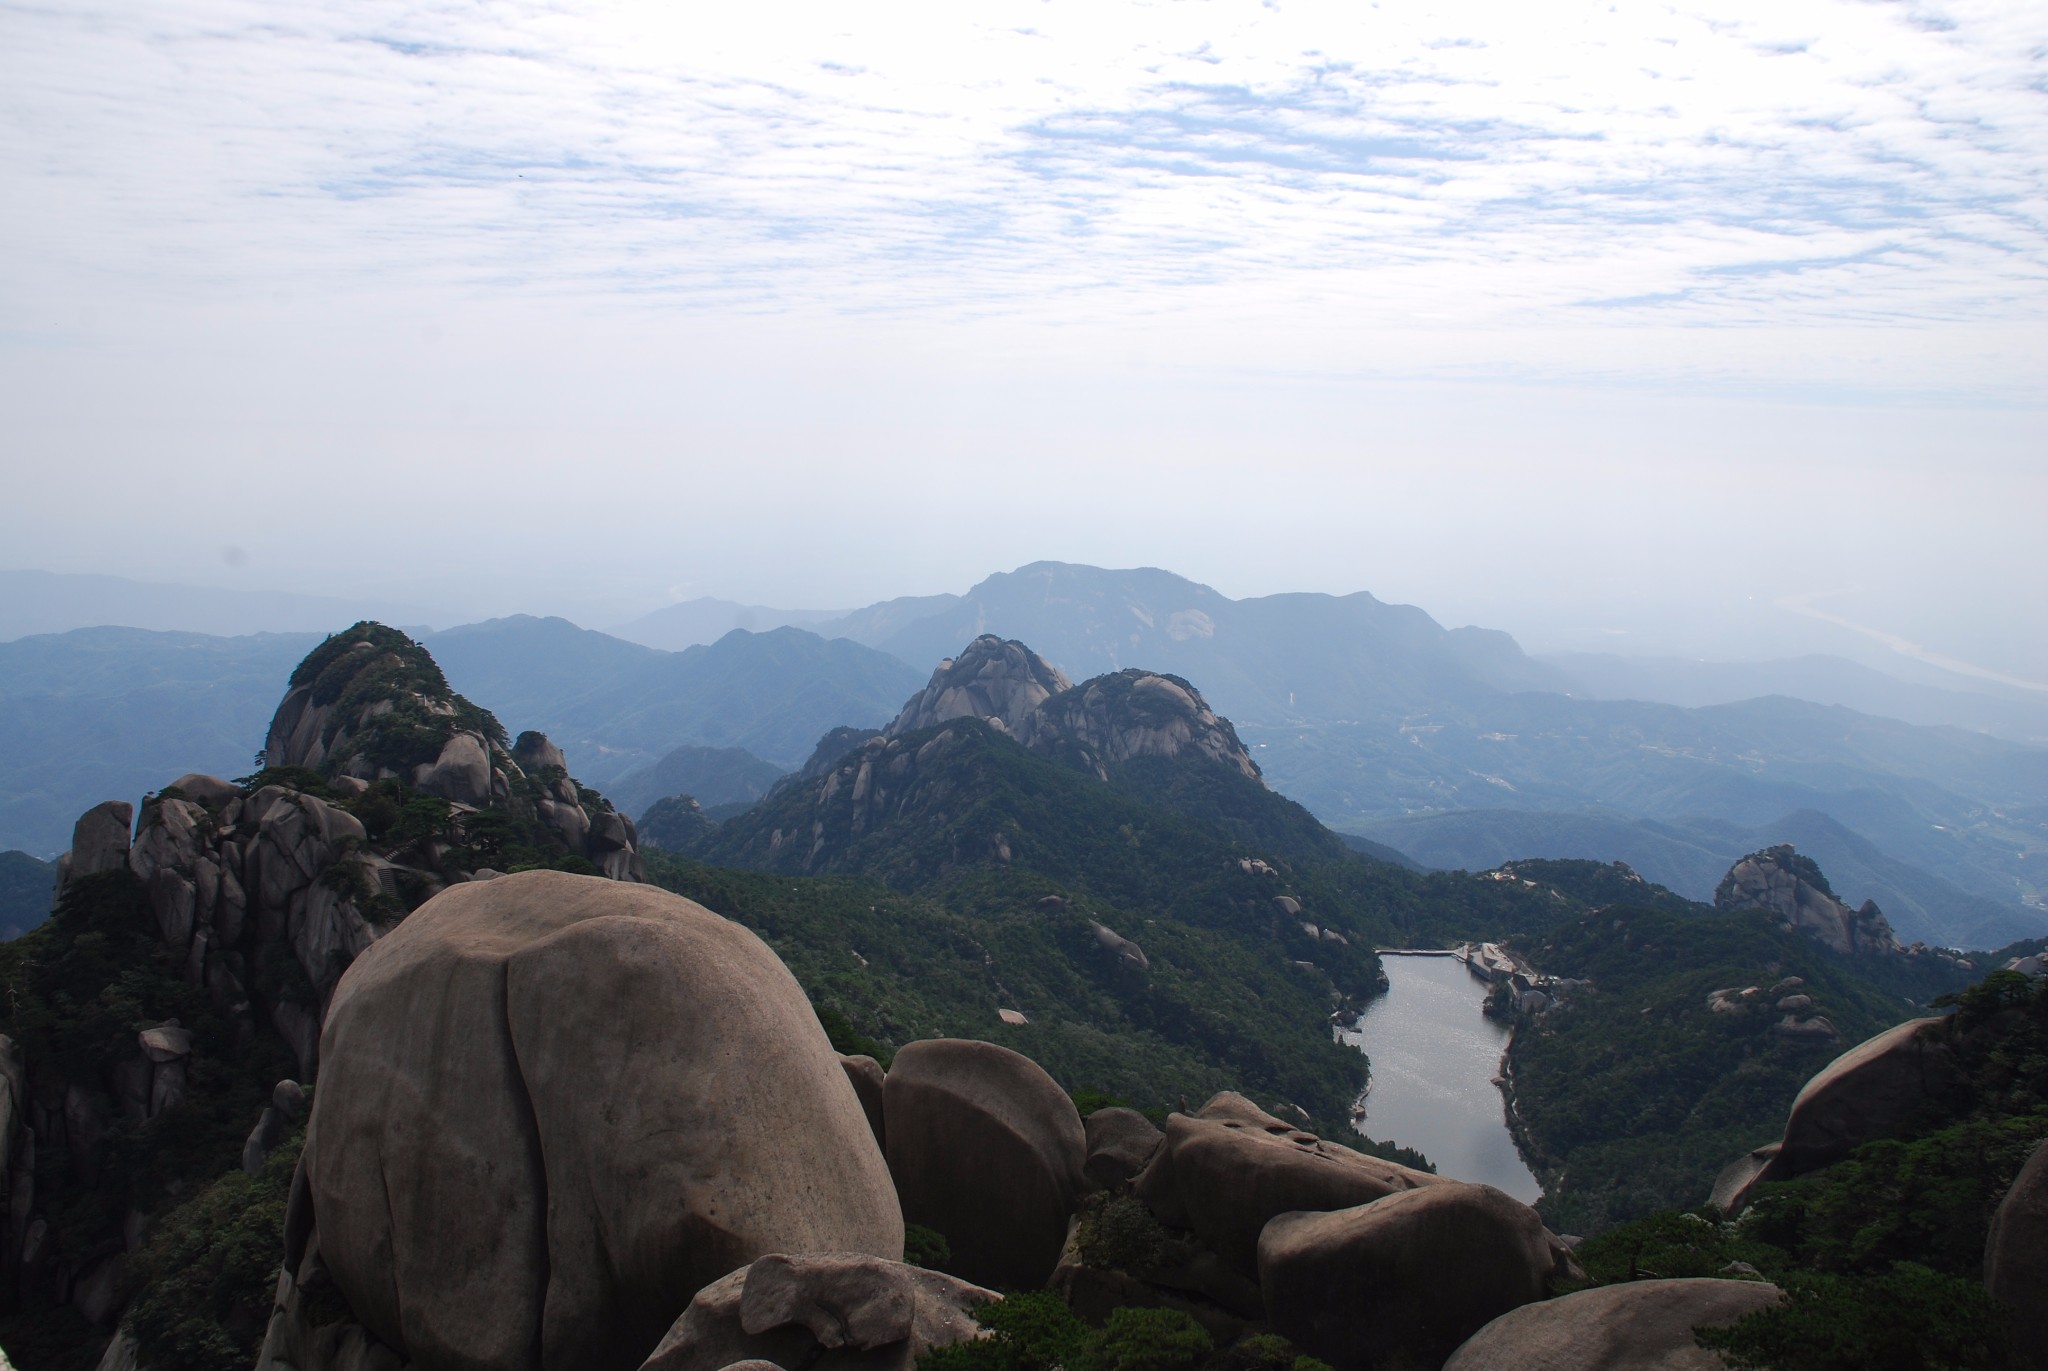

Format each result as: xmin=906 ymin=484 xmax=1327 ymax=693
xmin=0 ymin=0 xmax=2042 ymax=392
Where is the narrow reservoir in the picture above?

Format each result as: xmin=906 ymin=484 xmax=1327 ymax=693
xmin=1341 ymin=953 xmax=1542 ymax=1203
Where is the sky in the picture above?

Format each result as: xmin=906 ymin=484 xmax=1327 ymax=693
xmin=2 ymin=0 xmax=2045 ymax=672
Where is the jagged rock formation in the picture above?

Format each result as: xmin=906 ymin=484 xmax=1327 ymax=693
xmin=1715 ymin=844 xmax=1900 ymax=957
xmin=875 ymin=635 xmax=1261 ymax=785
xmin=885 ymin=637 xmax=1072 ymax=740
xmin=1023 ymin=668 xmax=1262 ymax=783
xmin=3 ymin=624 xmax=653 ymax=1355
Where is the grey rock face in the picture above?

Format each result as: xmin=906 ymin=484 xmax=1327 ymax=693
xmin=513 ymin=730 xmax=569 ymax=776
xmin=1134 ymin=1092 xmax=1440 ymax=1276
xmin=883 ymin=1038 xmax=1087 ymax=1291
xmin=887 ymin=636 xmax=1073 ymax=740
xmin=1022 ymin=669 xmax=1262 ymax=783
xmin=881 ymin=636 xmax=1262 ymax=785
xmin=1714 ymin=845 xmax=1899 ymax=956
xmin=1089 ymin=921 xmax=1150 ymax=972
xmin=1444 ymin=1277 xmax=1783 ymax=1371
xmin=637 ymin=1252 xmax=994 ymax=1371
xmin=306 ymin=871 xmax=901 ymax=1371
xmin=1259 ymin=1182 xmax=1558 ymax=1371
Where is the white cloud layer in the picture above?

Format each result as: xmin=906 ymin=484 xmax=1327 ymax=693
xmin=1 ymin=0 xmax=2044 ymax=662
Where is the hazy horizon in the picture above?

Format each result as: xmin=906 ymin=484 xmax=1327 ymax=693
xmin=5 ymin=0 xmax=2044 ymax=677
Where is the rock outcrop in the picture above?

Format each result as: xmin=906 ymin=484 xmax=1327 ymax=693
xmin=882 ymin=1038 xmax=1087 ymax=1291
xmin=1133 ymin=1093 xmax=1441 ymax=1276
xmin=1021 ymin=669 xmax=1262 ymax=783
xmin=886 ymin=637 xmax=1072 ymax=741
xmin=54 ymin=800 xmax=134 ymax=892
xmin=1986 ymin=1136 xmax=2048 ymax=1368
xmin=878 ymin=636 xmax=1262 ymax=785
xmin=1710 ymin=1016 xmax=1965 ymax=1212
xmin=1083 ymin=1108 xmax=1164 ymax=1192
xmin=286 ymin=871 xmax=903 ymax=1371
xmin=1258 ymin=1182 xmax=1562 ymax=1371
xmin=1443 ymin=1277 xmax=1783 ymax=1371
xmin=1714 ymin=845 xmax=1899 ymax=957
xmin=637 ymin=1252 xmax=994 ymax=1371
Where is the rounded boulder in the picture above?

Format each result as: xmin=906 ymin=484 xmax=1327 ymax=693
xmin=1135 ymin=1092 xmax=1439 ymax=1275
xmin=1443 ymin=1277 xmax=1782 ymax=1371
xmin=306 ymin=870 xmax=903 ymax=1371
xmin=1986 ymin=1136 xmax=2048 ymax=1369
xmin=1258 ymin=1181 xmax=1557 ymax=1371
xmin=883 ymin=1038 xmax=1086 ymax=1290
xmin=638 ymin=1252 xmax=994 ymax=1371
xmin=1776 ymin=1017 xmax=1962 ymax=1176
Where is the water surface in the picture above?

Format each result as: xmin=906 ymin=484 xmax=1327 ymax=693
xmin=1342 ymin=954 xmax=1542 ymax=1203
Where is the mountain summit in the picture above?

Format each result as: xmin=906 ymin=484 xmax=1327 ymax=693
xmin=879 ymin=634 xmax=1261 ymax=786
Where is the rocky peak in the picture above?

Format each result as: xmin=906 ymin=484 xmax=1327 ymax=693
xmin=264 ymin=621 xmax=511 ymax=806
xmin=885 ymin=635 xmax=1072 ymax=741
xmin=1714 ymin=844 xmax=1900 ymax=957
xmin=872 ymin=637 xmax=1260 ymax=786
xmin=1022 ymin=668 xmax=1261 ymax=783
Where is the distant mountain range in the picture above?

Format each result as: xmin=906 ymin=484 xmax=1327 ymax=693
xmin=5 ymin=561 xmax=2044 ymax=947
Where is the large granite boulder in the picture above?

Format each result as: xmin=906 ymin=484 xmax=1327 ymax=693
xmin=1443 ymin=1277 xmax=1783 ymax=1371
xmin=65 ymin=801 xmax=134 ymax=884
xmin=1773 ymin=1016 xmax=1962 ymax=1176
xmin=305 ymin=870 xmax=902 ymax=1371
xmin=1133 ymin=1093 xmax=1439 ymax=1275
xmin=1084 ymin=1107 xmax=1164 ymax=1192
xmin=883 ymin=1038 xmax=1086 ymax=1290
xmin=637 ymin=1252 xmax=994 ymax=1371
xmin=1258 ymin=1182 xmax=1559 ymax=1371
xmin=1986 ymin=1136 xmax=2048 ymax=1369
xmin=842 ymin=1054 xmax=887 ymax=1152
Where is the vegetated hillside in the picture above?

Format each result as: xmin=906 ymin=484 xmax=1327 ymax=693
xmin=0 ymin=850 xmax=55 ymax=939
xmin=1499 ymin=899 xmax=1953 ymax=1234
xmin=1253 ymin=693 xmax=2048 ymax=948
xmin=427 ymin=617 xmax=925 ymax=778
xmin=1566 ymin=970 xmax=2048 ymax=1371
xmin=690 ymin=715 xmax=1607 ymax=1134
xmin=1352 ymin=805 xmax=2032 ymax=950
xmin=806 ymin=563 xmax=2048 ymax=946
xmin=642 ymin=851 xmax=1374 ymax=1140
xmin=605 ymin=743 xmax=787 ymax=818
xmin=0 ymin=628 xmax=320 ymax=855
